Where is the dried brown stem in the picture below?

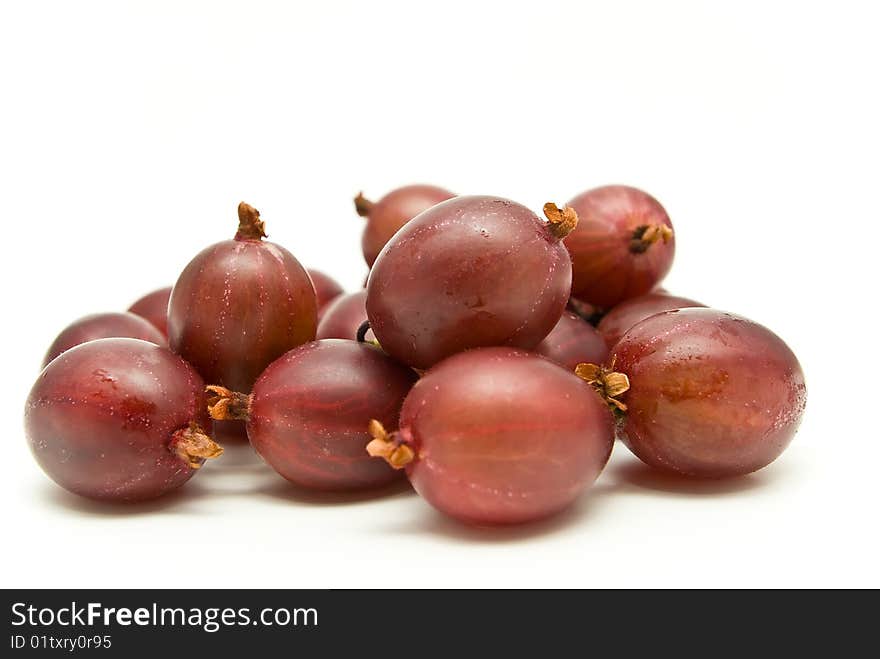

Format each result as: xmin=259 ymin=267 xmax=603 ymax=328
xmin=236 ymin=202 xmax=267 ymax=240
xmin=356 ymin=320 xmax=372 ymax=344
xmin=206 ymin=385 xmax=252 ymax=422
xmin=575 ymin=361 xmax=630 ymax=413
xmin=543 ymin=202 xmax=579 ymax=241
xmin=365 ymin=419 xmax=414 ymax=469
xmin=629 ymin=224 xmax=673 ymax=254
xmin=169 ymin=423 xmax=223 ymax=469
xmin=354 ymin=192 xmax=374 ymax=217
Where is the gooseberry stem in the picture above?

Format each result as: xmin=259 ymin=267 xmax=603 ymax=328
xmin=354 ymin=192 xmax=374 ymax=217
xmin=356 ymin=320 xmax=372 ymax=344
xmin=542 ymin=202 xmax=579 ymax=241
xmin=206 ymin=385 xmax=253 ymax=422
xmin=365 ymin=419 xmax=414 ymax=469
xmin=575 ymin=361 xmax=630 ymax=413
xmin=235 ymin=202 xmax=268 ymax=241
xmin=629 ymin=224 xmax=673 ymax=254
xmin=169 ymin=423 xmax=223 ymax=469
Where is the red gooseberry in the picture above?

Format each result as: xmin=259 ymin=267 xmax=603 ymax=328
xmin=580 ymin=308 xmax=807 ymax=478
xmin=355 ymin=184 xmax=454 ymax=267
xmin=565 ymin=185 xmax=675 ymax=308
xmin=316 ymin=290 xmax=368 ymax=341
xmin=168 ymin=202 xmax=317 ymax=393
xmin=534 ymin=311 xmax=609 ymax=371
xmin=597 ymin=291 xmax=705 ymax=348
xmin=308 ymin=269 xmax=345 ymax=319
xmin=366 ymin=197 xmax=577 ymax=369
xmin=367 ymin=347 xmax=614 ymax=525
xmin=42 ymin=312 xmax=166 ymax=369
xmin=25 ymin=338 xmax=222 ymax=501
xmin=127 ymin=287 xmax=172 ymax=337
xmin=208 ymin=340 xmax=417 ymax=490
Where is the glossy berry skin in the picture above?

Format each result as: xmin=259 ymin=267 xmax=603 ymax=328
xmin=565 ymin=185 xmax=675 ymax=308
xmin=398 ymin=348 xmax=614 ymax=525
xmin=248 ymin=340 xmax=418 ymax=490
xmin=358 ymin=184 xmax=454 ymax=267
xmin=25 ymin=339 xmax=214 ymax=501
xmin=367 ymin=196 xmax=573 ymax=369
xmin=534 ymin=311 xmax=609 ymax=371
xmin=611 ymin=308 xmax=806 ymax=478
xmin=168 ymin=204 xmax=317 ymax=393
xmin=308 ymin=269 xmax=345 ymax=319
xmin=597 ymin=292 xmax=705 ymax=348
xmin=42 ymin=312 xmax=166 ymax=368
xmin=127 ymin=287 xmax=172 ymax=337
xmin=316 ymin=290 xmax=367 ymax=341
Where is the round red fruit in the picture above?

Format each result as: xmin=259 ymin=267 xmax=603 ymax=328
xmin=316 ymin=290 xmax=368 ymax=341
xmin=600 ymin=308 xmax=806 ymax=478
xmin=597 ymin=291 xmax=704 ymax=348
xmin=367 ymin=347 xmax=614 ymax=525
xmin=308 ymin=269 xmax=344 ymax=319
xmin=355 ymin=184 xmax=454 ymax=267
xmin=26 ymin=338 xmax=222 ymax=501
xmin=208 ymin=340 xmax=417 ymax=491
xmin=168 ymin=202 xmax=317 ymax=392
xmin=366 ymin=197 xmax=576 ymax=369
xmin=565 ymin=185 xmax=675 ymax=308
xmin=127 ymin=287 xmax=172 ymax=337
xmin=534 ymin=311 xmax=609 ymax=371
xmin=43 ymin=312 xmax=166 ymax=368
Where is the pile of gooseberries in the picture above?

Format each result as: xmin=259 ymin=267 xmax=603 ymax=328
xmin=25 ymin=184 xmax=806 ymax=526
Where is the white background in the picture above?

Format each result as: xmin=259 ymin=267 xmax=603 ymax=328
xmin=1 ymin=1 xmax=877 ymax=588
